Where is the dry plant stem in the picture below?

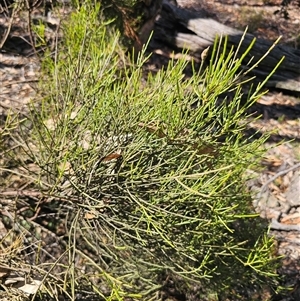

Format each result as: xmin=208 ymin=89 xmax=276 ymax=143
xmin=0 ymin=190 xmax=78 ymax=204
xmin=0 ymin=168 xmax=51 ymax=188
xmin=2 ymin=80 xmax=39 ymax=88
xmin=0 ymin=3 xmax=17 ymax=48
xmin=0 ymin=264 xmax=31 ymax=274
xmin=25 ymin=0 xmax=38 ymax=55
xmin=16 ymin=205 xmax=41 ymax=221
xmin=52 ymin=18 xmax=61 ymax=52
xmin=0 ymin=190 xmax=45 ymax=197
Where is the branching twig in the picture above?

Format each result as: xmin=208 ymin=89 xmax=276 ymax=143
xmin=0 ymin=2 xmax=18 ymax=48
xmin=24 ymin=0 xmax=40 ymax=55
xmin=257 ymin=162 xmax=300 ymax=201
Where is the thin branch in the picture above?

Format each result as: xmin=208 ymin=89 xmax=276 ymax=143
xmin=257 ymin=162 xmax=300 ymax=201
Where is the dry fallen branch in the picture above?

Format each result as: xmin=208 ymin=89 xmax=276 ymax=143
xmin=257 ymin=162 xmax=300 ymax=201
xmin=153 ymin=1 xmax=300 ymax=93
xmin=271 ymin=218 xmax=300 ymax=232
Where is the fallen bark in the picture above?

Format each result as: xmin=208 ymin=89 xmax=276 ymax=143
xmin=153 ymin=1 xmax=300 ymax=93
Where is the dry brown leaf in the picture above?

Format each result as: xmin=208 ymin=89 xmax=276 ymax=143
xmin=261 ymin=156 xmax=283 ymax=167
xmin=102 ymin=153 xmax=122 ymax=162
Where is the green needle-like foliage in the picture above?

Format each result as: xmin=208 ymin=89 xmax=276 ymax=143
xmin=27 ymin=1 xmax=283 ymax=300
xmin=72 ymin=0 xmax=162 ymax=49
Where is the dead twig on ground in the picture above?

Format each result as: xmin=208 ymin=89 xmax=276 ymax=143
xmin=257 ymin=162 xmax=300 ymax=201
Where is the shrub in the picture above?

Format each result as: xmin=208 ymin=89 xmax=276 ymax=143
xmin=13 ymin=1 xmax=284 ymax=300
